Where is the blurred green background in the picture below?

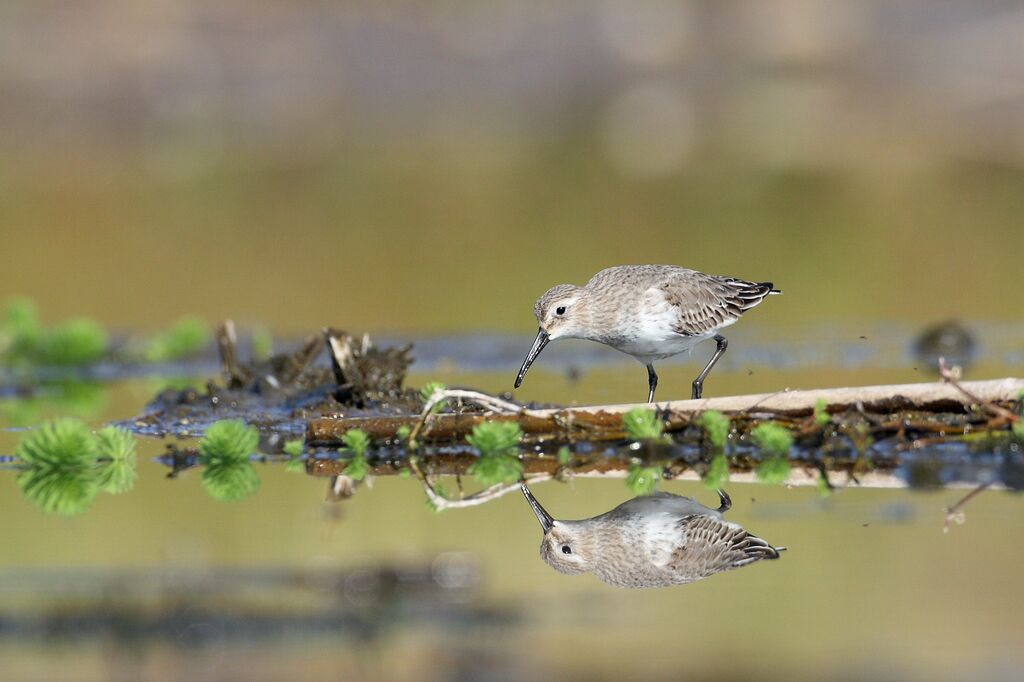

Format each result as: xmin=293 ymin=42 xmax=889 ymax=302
xmin=1 ymin=2 xmax=1023 ymax=680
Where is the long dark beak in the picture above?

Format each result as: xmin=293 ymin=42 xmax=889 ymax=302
xmin=514 ymin=328 xmax=550 ymax=389
xmin=520 ymin=484 xmax=554 ymax=534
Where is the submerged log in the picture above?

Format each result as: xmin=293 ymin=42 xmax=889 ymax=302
xmin=307 ymin=377 xmax=1024 ymax=445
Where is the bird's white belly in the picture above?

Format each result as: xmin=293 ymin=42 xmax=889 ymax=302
xmin=613 ymin=333 xmax=706 ymax=362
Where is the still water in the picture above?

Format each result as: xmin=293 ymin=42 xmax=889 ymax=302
xmin=1 ymin=347 xmax=1021 ymax=680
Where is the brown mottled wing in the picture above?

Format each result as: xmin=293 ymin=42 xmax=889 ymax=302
xmin=670 ymin=514 xmax=781 ymax=579
xmin=661 ymin=273 xmax=777 ymax=337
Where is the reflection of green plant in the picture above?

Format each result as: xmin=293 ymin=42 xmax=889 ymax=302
xmin=143 ymin=316 xmax=210 ymax=362
xmin=699 ymin=411 xmax=729 ymax=450
xmin=703 ymin=453 xmax=729 ymax=490
xmin=198 ymin=420 xmax=260 ymax=501
xmin=2 ymin=381 xmax=108 ymax=428
xmin=466 ymin=421 xmax=523 ymax=486
xmin=425 ymin=482 xmax=450 ymax=513
xmin=284 ymin=457 xmax=306 ymax=473
xmin=626 ymin=462 xmax=661 ymax=496
xmin=53 ymin=381 xmax=107 ymax=417
xmin=283 ymin=439 xmax=304 ymax=457
xmin=751 ymin=422 xmax=793 ymax=457
xmin=557 ymin=446 xmax=571 ymax=465
xmin=95 ymin=425 xmax=137 ymax=494
xmin=816 ymin=472 xmax=832 ymax=498
xmin=15 ymin=419 xmax=99 ymax=516
xmin=343 ymin=454 xmax=370 ymax=480
xmin=623 ymin=407 xmax=663 ymax=441
xmin=468 ymin=452 xmax=522 ymax=486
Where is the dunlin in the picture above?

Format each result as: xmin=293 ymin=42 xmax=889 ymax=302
xmin=521 ymin=485 xmax=783 ymax=588
xmin=514 ymin=265 xmax=780 ymax=402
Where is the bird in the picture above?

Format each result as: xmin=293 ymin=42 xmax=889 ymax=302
xmin=520 ymin=484 xmax=783 ymax=588
xmin=514 ymin=265 xmax=780 ymax=402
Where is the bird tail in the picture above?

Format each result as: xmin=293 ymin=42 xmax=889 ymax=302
xmin=734 ymin=533 xmax=784 ymax=565
xmin=759 ymin=281 xmax=782 ymax=295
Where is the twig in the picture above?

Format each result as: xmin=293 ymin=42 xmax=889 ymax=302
xmin=419 ymin=473 xmax=554 ymax=510
xmin=407 ymin=389 xmax=548 ymax=445
xmin=938 ymin=357 xmax=1019 ymax=423
xmin=943 ymin=481 xmax=993 ymax=533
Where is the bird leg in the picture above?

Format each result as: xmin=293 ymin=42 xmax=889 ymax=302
xmin=715 ymin=489 xmax=732 ymax=513
xmin=692 ymin=335 xmax=728 ymax=399
xmin=646 ymin=364 xmax=658 ymax=403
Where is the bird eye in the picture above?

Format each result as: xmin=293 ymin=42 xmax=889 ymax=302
xmin=555 ymin=306 xmax=566 ymax=316
xmin=561 ymin=545 xmax=572 ymax=555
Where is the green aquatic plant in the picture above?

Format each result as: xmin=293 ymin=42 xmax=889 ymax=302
xmin=814 ymin=398 xmax=831 ymax=426
xmin=557 ymin=446 xmax=572 ymax=465
xmin=94 ymin=425 xmax=137 ymax=494
xmin=250 ymin=325 xmax=273 ymax=361
xmin=340 ymin=428 xmax=371 ymax=480
xmin=395 ymin=425 xmax=411 ymax=440
xmin=420 ymin=381 xmax=447 ymax=414
xmin=198 ymin=420 xmax=260 ymax=501
xmin=751 ymin=422 xmax=793 ymax=457
xmin=626 ymin=462 xmax=661 ymax=496
xmin=1 ymin=299 xmax=108 ymax=367
xmin=466 ymin=421 xmax=523 ymax=486
xmin=143 ymin=316 xmax=210 ymax=362
xmin=466 ymin=421 xmax=522 ymax=456
xmin=1 ymin=297 xmax=42 ymax=359
xmin=702 ymin=453 xmax=729 ymax=491
xmin=756 ymin=456 xmax=791 ymax=485
xmin=751 ymin=422 xmax=792 ymax=485
xmin=15 ymin=418 xmax=99 ymax=516
xmin=341 ymin=428 xmax=370 ymax=456
xmin=622 ymin=407 xmax=663 ymax=441
xmin=283 ymin=438 xmax=306 ymax=473
xmin=699 ymin=410 xmax=729 ymax=450
xmin=37 ymin=318 xmax=108 ymax=366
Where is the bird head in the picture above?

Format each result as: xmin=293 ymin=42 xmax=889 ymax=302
xmin=533 ymin=284 xmax=584 ymax=340
xmin=514 ymin=284 xmax=584 ymax=389
xmin=521 ymin=484 xmax=591 ymax=576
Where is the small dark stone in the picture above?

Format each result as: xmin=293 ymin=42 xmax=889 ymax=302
xmin=913 ymin=320 xmax=977 ymax=372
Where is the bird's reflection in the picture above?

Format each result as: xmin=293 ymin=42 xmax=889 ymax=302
xmin=521 ymin=485 xmax=784 ymax=588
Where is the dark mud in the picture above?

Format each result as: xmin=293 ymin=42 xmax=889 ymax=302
xmin=117 ymin=323 xmax=1024 ymax=490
